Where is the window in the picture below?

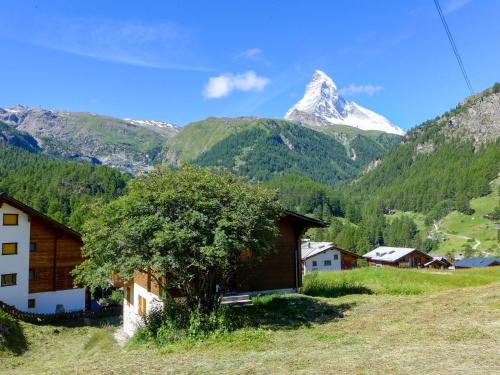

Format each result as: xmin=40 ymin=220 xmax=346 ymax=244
xmin=324 ymin=260 xmax=332 ymax=266
xmin=3 ymin=214 xmax=18 ymax=226
xmin=126 ymin=286 xmax=132 ymax=306
xmin=28 ymin=299 xmax=36 ymax=309
xmin=30 ymin=242 xmax=37 ymax=252
xmin=29 ymin=269 xmax=36 ymax=281
xmin=138 ymin=295 xmax=147 ymax=316
xmin=2 ymin=243 xmax=17 ymax=255
xmin=333 ymin=254 xmax=339 ymax=260
xmin=1 ymin=273 xmax=17 ymax=286
xmin=312 ymin=260 xmax=317 ymax=267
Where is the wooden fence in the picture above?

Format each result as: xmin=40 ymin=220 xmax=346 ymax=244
xmin=0 ymin=300 xmax=122 ymax=325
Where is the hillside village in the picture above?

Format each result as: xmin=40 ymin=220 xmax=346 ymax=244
xmin=0 ymin=77 xmax=499 ymax=375
xmin=1 ymin=2 xmax=500 ymax=373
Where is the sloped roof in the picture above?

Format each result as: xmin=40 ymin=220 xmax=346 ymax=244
xmin=424 ymin=258 xmax=447 ymax=267
xmin=454 ymin=257 xmax=500 ymax=268
xmin=0 ymin=192 xmax=81 ymax=240
xmin=363 ymin=246 xmax=430 ymax=263
xmin=301 ymin=241 xmax=361 ymax=260
xmin=283 ymin=210 xmax=327 ymax=228
xmin=301 ymin=242 xmax=335 ymax=260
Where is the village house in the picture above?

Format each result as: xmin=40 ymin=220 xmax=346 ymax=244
xmin=424 ymin=255 xmax=453 ymax=269
xmin=0 ymin=193 xmax=86 ymax=313
xmin=454 ymin=257 xmax=500 ymax=268
xmin=120 ymin=211 xmax=326 ymax=336
xmin=301 ymin=241 xmax=361 ymax=274
xmin=363 ymin=246 xmax=432 ymax=268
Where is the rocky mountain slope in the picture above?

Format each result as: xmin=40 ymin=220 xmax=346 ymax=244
xmin=0 ymin=121 xmax=40 ymax=153
xmin=409 ymin=83 xmax=500 ymax=144
xmin=285 ymin=70 xmax=405 ymax=135
xmin=0 ymin=106 xmax=179 ymax=174
xmin=349 ymin=83 xmax=500 ymax=216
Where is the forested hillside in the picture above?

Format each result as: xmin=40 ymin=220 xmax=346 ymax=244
xmin=176 ymin=118 xmax=400 ymax=186
xmin=349 ymin=84 xmax=500 ymax=223
xmin=0 ymin=144 xmax=128 ymax=230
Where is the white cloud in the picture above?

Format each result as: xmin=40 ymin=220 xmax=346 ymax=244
xmin=234 ymin=48 xmax=263 ymax=60
xmin=339 ymin=84 xmax=383 ymax=96
xmin=203 ymin=71 xmax=270 ymax=99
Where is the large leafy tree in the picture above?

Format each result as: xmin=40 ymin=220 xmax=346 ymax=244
xmin=73 ymin=165 xmax=283 ymax=313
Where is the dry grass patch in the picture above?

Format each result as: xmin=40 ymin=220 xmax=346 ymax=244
xmin=1 ymin=282 xmax=499 ymax=374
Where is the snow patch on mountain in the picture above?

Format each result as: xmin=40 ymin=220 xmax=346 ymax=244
xmin=285 ymin=70 xmax=405 ymax=135
xmin=124 ymin=118 xmax=177 ymax=129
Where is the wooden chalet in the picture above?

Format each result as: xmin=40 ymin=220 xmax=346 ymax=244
xmin=0 ymin=193 xmax=85 ymax=313
xmin=363 ymin=246 xmax=432 ymax=268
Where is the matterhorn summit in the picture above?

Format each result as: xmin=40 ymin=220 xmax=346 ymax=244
xmin=285 ymin=70 xmax=405 ymax=135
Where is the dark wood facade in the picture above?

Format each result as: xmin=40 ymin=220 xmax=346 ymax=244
xmin=233 ymin=213 xmax=324 ymax=292
xmin=340 ymin=250 xmax=361 ymax=270
xmin=29 ymin=218 xmax=83 ymax=293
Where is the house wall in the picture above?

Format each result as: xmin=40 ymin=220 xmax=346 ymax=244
xmin=303 ymin=249 xmax=341 ymax=274
xmin=0 ymin=201 xmax=85 ymax=313
xmin=28 ymin=288 xmax=86 ymax=313
xmin=29 ymin=218 xmax=83 ymax=293
xmin=234 ymin=218 xmax=301 ymax=292
xmin=341 ymin=252 xmax=359 ymax=270
xmin=123 ymin=277 xmax=163 ymax=337
xmin=0 ymin=203 xmax=30 ymax=310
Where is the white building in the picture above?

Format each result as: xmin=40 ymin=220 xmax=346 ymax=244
xmin=0 ymin=193 xmax=86 ymax=313
xmin=301 ymin=241 xmax=361 ymax=274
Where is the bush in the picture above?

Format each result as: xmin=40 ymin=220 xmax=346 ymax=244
xmin=137 ymin=299 xmax=241 ymax=346
xmin=0 ymin=311 xmax=27 ymax=355
xmin=107 ymin=289 xmax=124 ymax=306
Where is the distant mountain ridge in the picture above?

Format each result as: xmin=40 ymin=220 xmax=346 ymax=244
xmin=285 ymin=70 xmax=405 ymax=135
xmin=0 ymin=105 xmax=179 ymax=173
xmin=164 ymin=117 xmax=402 ymax=186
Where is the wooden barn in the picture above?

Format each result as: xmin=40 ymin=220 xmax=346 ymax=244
xmin=363 ymin=246 xmax=432 ymax=268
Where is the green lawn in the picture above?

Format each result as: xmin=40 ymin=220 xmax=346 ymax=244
xmin=437 ymin=177 xmax=499 ymax=256
xmin=1 ymin=268 xmax=499 ymax=374
xmin=302 ymin=267 xmax=500 ymax=296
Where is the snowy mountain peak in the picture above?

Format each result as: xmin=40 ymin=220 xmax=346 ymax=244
xmin=312 ymin=69 xmax=336 ymax=87
xmin=285 ymin=70 xmax=405 ymax=135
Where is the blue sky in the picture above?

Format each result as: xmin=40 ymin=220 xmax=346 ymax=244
xmin=0 ymin=0 xmax=498 ymax=130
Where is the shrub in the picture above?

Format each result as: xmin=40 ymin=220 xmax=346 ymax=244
xmin=138 ymin=299 xmax=240 ymax=346
xmin=0 ymin=311 xmax=27 ymax=355
xmin=107 ymin=289 xmax=124 ymax=306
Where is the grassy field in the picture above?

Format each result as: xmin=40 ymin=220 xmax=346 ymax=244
xmin=301 ymin=267 xmax=500 ymax=296
xmin=386 ymin=177 xmax=499 ymax=257
xmin=1 ymin=268 xmax=499 ymax=374
xmin=437 ymin=179 xmax=499 ymax=256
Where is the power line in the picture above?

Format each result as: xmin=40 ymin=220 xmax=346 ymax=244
xmin=433 ymin=0 xmax=474 ymax=95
